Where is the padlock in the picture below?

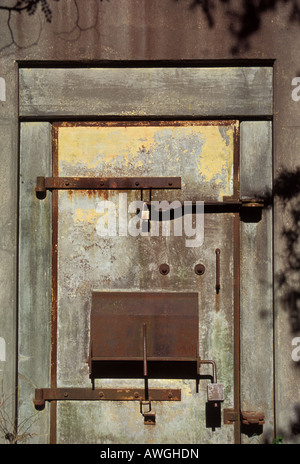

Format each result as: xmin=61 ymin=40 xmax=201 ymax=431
xmin=141 ymin=202 xmax=150 ymax=220
xmin=141 ymin=202 xmax=150 ymax=233
xmin=207 ymin=383 xmax=224 ymax=403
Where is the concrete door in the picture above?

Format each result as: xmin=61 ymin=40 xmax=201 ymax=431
xmin=50 ymin=120 xmax=239 ymax=443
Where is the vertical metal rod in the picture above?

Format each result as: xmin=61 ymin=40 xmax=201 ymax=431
xmin=233 ymin=213 xmax=241 ymax=444
xmin=143 ymin=323 xmax=147 ymax=377
xmin=143 ymin=323 xmax=149 ymax=402
xmin=215 ymin=248 xmax=221 ymax=294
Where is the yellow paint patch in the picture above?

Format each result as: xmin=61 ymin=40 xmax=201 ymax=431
xmin=58 ymin=126 xmax=156 ymax=169
xmin=195 ymin=126 xmax=234 ymax=184
xmin=73 ymin=208 xmax=99 ymax=224
xmin=58 ymin=123 xmax=236 ymax=198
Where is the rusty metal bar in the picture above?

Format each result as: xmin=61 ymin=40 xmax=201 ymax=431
xmin=215 ymin=248 xmax=221 ymax=294
xmin=143 ymin=323 xmax=148 ymax=377
xmin=50 ymin=125 xmax=59 ymax=445
xmin=34 ymin=388 xmax=181 ymax=410
xmin=233 ymin=213 xmax=241 ymax=443
xmin=36 ymin=176 xmax=181 ymax=194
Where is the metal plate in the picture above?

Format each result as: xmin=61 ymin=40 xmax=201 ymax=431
xmin=90 ymin=291 xmax=199 ymax=362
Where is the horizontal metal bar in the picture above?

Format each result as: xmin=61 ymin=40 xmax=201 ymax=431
xmin=143 ymin=199 xmax=264 ymax=216
xmin=34 ymin=387 xmax=181 ymax=410
xmin=36 ymin=176 xmax=181 ymax=193
xmin=90 ymin=357 xmax=198 ymax=362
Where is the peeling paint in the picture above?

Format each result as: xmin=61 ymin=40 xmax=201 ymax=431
xmin=73 ymin=208 xmax=99 ymax=224
xmin=58 ymin=122 xmax=237 ymax=201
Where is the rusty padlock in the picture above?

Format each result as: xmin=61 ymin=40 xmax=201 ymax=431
xmin=199 ymin=360 xmax=224 ymax=405
xmin=207 ymin=382 xmax=225 ymax=404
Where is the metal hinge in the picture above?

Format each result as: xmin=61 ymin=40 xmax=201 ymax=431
xmin=34 ymin=387 xmax=181 ymax=410
xmin=241 ymin=411 xmax=265 ymax=426
xmin=35 ymin=176 xmax=181 ymax=197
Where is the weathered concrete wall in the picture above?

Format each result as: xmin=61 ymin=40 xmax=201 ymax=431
xmin=0 ymin=0 xmax=300 ymax=444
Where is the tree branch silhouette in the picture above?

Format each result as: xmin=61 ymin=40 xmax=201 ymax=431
xmin=262 ymin=167 xmax=300 ymax=333
xmin=175 ymin=0 xmax=300 ymax=53
xmin=0 ymin=0 xmax=60 ymax=23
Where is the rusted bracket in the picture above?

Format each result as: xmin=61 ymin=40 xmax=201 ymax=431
xmin=34 ymin=387 xmax=181 ymax=410
xmin=224 ymin=409 xmax=265 ymax=426
xmin=240 ymin=199 xmax=265 ymax=209
xmin=224 ymin=409 xmax=239 ymax=425
xmin=36 ymin=176 xmax=181 ymax=198
xmin=241 ymin=410 xmax=265 ymax=426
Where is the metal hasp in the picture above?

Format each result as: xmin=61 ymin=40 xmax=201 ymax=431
xmin=35 ymin=176 xmax=181 ymax=197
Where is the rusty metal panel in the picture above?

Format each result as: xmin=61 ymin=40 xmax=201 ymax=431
xmin=90 ymin=291 xmax=198 ymax=362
